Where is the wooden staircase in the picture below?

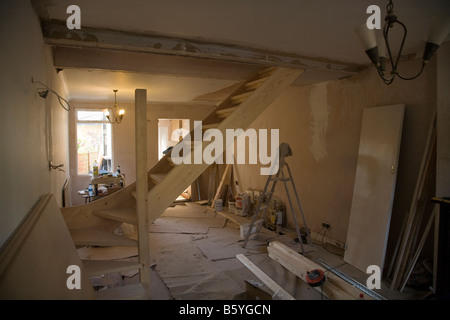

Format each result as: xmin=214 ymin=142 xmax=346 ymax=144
xmin=60 ymin=66 xmax=303 ymax=299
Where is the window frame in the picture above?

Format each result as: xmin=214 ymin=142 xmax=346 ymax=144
xmin=75 ymin=108 xmax=114 ymax=176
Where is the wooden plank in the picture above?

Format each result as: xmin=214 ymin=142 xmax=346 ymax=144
xmin=43 ymin=21 xmax=360 ymax=74
xmin=399 ymin=205 xmax=437 ymax=292
xmin=216 ymin=106 xmax=238 ymax=118
xmin=207 ymin=164 xmax=218 ymax=206
xmin=269 ymin=241 xmax=376 ymax=300
xmin=70 ymin=227 xmax=138 ymax=247
xmin=245 ymin=76 xmax=270 ymax=90
xmin=167 ymin=156 xmax=176 ymax=166
xmin=231 ymin=90 xmax=253 ymax=104
xmin=211 ymin=164 xmax=231 ymax=209
xmin=394 ymin=134 xmax=436 ymax=289
xmin=149 ymin=173 xmax=166 ymax=184
xmin=258 ymin=66 xmax=277 ymax=76
xmin=390 ymin=114 xmax=436 ymax=289
xmin=82 ymin=260 xmax=142 ymax=277
xmin=267 ymin=242 xmax=356 ymax=300
xmin=135 ymin=88 xmax=151 ymax=284
xmin=93 ymin=207 xmax=138 ymax=225
xmin=267 ymin=250 xmax=350 ymax=300
xmin=202 ymin=123 xmax=221 ymax=130
xmin=77 ymin=246 xmax=138 ymax=261
xmin=236 ymin=254 xmax=295 ymax=300
xmin=61 ymin=184 xmax=137 ymax=231
xmin=396 ymin=134 xmax=436 ymax=287
xmin=344 ymin=105 xmax=405 ymax=274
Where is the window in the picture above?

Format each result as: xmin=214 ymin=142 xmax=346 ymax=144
xmin=76 ymin=109 xmax=112 ymax=174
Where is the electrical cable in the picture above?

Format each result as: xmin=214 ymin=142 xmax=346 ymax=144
xmin=321 ymin=227 xmax=345 ymax=257
xmin=31 ymin=78 xmax=71 ymax=111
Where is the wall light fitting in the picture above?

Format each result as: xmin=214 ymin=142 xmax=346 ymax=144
xmin=32 ymin=78 xmax=71 ymax=111
xmin=354 ymin=0 xmax=450 ymax=85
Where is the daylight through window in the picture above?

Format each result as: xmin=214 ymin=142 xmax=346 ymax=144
xmin=76 ymin=109 xmax=112 ymax=174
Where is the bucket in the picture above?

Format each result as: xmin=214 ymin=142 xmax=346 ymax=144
xmin=228 ymin=201 xmax=236 ymax=213
xmin=215 ymin=199 xmax=223 ymax=211
xmin=240 ymin=219 xmax=265 ymax=240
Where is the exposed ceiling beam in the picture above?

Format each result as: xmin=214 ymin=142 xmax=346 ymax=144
xmin=42 ymin=21 xmax=361 ymax=75
xmin=52 ymin=46 xmax=260 ymax=80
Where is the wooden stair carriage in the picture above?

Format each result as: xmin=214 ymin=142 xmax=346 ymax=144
xmin=60 ymin=67 xmax=304 ymax=299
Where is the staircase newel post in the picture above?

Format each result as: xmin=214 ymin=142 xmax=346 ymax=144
xmin=135 ymin=89 xmax=151 ymax=285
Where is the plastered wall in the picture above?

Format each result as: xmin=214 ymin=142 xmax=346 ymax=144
xmin=234 ymin=57 xmax=437 ymax=258
xmin=0 ymin=0 xmax=70 ymax=247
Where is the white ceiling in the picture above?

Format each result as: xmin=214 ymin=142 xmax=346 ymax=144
xmin=62 ymin=69 xmax=241 ymax=103
xmin=31 ymin=0 xmax=450 ymax=103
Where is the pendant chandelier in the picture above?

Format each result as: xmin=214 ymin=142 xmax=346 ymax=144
xmin=354 ymin=0 xmax=450 ymax=85
xmin=105 ymin=89 xmax=125 ymax=124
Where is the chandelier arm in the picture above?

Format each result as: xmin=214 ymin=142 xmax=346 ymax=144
xmin=383 ymin=22 xmax=397 ymax=76
xmin=397 ymin=62 xmax=426 ymax=81
xmin=377 ymin=66 xmax=395 ymax=85
xmin=393 ymin=20 xmax=408 ymax=73
xmin=383 ymin=19 xmax=408 ymax=80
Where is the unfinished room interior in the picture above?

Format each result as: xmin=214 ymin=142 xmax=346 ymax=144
xmin=1 ymin=0 xmax=450 ymax=303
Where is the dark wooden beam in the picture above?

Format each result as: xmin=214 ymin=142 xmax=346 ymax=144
xmin=42 ymin=20 xmax=361 ymax=75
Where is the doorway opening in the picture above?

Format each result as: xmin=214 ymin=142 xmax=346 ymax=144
xmin=158 ymin=119 xmax=191 ymax=201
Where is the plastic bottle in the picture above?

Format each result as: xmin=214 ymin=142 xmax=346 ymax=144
xmin=93 ymin=160 xmax=99 ymax=176
xmin=88 ymin=184 xmax=93 ymax=196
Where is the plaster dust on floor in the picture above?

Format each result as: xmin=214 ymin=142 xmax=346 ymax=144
xmin=86 ymin=202 xmax=429 ymax=300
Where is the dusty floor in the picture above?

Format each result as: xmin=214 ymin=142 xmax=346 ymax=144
xmin=88 ymin=202 xmax=432 ymax=300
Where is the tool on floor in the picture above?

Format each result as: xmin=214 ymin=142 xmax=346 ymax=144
xmin=316 ymin=259 xmax=387 ymax=300
xmin=242 ymin=143 xmax=311 ymax=252
xmin=306 ymin=269 xmax=326 ymax=287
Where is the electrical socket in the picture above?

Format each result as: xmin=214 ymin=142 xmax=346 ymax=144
xmin=322 ymin=222 xmax=331 ymax=229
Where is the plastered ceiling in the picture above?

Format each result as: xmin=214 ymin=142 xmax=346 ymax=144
xmin=30 ymin=0 xmax=450 ymax=103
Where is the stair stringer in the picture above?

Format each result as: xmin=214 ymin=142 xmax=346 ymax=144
xmin=146 ymin=67 xmax=304 ymax=225
xmin=61 ymin=182 xmax=138 ymax=231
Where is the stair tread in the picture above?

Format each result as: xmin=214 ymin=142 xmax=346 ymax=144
xmin=150 ymin=173 xmax=166 ymax=183
xmin=93 ymin=207 xmax=138 ymax=225
xmin=82 ymin=259 xmax=142 ymax=277
xmin=245 ymin=76 xmax=270 ymax=90
xmin=166 ymin=157 xmax=176 ymax=166
xmin=231 ymin=90 xmax=253 ymax=101
xmin=96 ymin=283 xmax=149 ymax=300
xmin=216 ymin=106 xmax=238 ymax=116
xmin=91 ymin=67 xmax=302 ymax=238
xmin=202 ymin=123 xmax=220 ymax=130
xmin=70 ymin=226 xmax=138 ymax=247
xmin=258 ymin=66 xmax=277 ymax=76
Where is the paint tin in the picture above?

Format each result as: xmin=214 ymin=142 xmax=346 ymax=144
xmin=215 ymin=199 xmax=223 ymax=211
xmin=228 ymin=201 xmax=236 ymax=213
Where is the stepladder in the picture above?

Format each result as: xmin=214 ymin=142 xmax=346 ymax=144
xmin=242 ymin=143 xmax=311 ymax=252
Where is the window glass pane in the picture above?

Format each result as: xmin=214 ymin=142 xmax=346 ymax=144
xmin=77 ymin=110 xmax=106 ymax=121
xmin=77 ymin=122 xmax=112 ymax=174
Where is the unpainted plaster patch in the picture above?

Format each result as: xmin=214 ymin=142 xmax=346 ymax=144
xmin=309 ymin=82 xmax=329 ymax=161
